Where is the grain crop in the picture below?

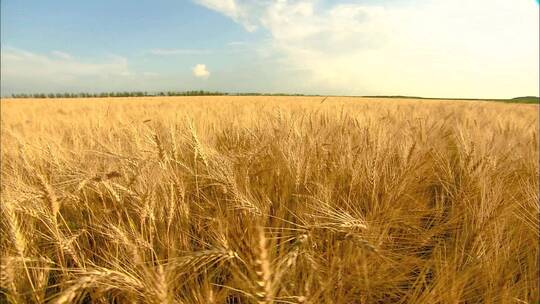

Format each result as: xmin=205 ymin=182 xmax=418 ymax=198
xmin=1 ymin=96 xmax=538 ymax=303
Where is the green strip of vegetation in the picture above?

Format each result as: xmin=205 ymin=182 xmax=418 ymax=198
xmin=362 ymin=95 xmax=539 ymax=104
xmin=505 ymin=96 xmax=540 ymax=104
xmin=9 ymin=91 xmax=228 ymax=98
xmin=8 ymin=91 xmax=310 ymax=98
xmin=6 ymin=92 xmax=538 ymax=104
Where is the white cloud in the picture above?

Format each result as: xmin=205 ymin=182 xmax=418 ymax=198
xmin=0 ymin=48 xmax=158 ymax=94
xmin=51 ymin=50 xmax=73 ymax=60
xmin=194 ymin=0 xmax=259 ymax=32
xmin=1 ymin=47 xmax=130 ymax=80
xmin=194 ymin=0 xmax=539 ymax=98
xmin=148 ymin=48 xmax=212 ymax=56
xmin=227 ymin=41 xmax=248 ymax=46
xmin=192 ymin=64 xmax=210 ymax=79
xmin=142 ymin=72 xmax=160 ymax=77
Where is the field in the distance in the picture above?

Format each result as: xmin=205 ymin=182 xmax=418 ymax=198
xmin=1 ymin=96 xmax=538 ymax=303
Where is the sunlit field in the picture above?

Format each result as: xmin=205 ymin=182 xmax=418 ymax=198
xmin=1 ymin=96 xmax=538 ymax=303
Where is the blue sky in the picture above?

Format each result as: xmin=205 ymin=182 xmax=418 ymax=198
xmin=2 ymin=1 xmax=244 ymax=55
xmin=1 ymin=0 xmax=539 ymax=98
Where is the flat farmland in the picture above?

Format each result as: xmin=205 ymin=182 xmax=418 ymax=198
xmin=1 ymin=96 xmax=538 ymax=303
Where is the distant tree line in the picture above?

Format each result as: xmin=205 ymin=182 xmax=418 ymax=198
xmin=233 ymin=92 xmax=306 ymax=96
xmin=10 ymin=91 xmax=231 ymax=98
xmin=9 ymin=93 xmax=537 ymax=103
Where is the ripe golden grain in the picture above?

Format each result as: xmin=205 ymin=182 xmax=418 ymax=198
xmin=0 ymin=96 xmax=538 ymax=303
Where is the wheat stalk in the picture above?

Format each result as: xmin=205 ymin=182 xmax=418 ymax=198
xmin=254 ymin=225 xmax=273 ymax=304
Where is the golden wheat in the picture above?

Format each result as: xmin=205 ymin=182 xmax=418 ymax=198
xmin=0 ymin=96 xmax=538 ymax=303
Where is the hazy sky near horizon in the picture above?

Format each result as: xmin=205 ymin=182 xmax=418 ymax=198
xmin=1 ymin=0 xmax=538 ymax=98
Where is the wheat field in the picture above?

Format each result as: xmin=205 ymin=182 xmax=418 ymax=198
xmin=0 ymin=96 xmax=538 ymax=303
